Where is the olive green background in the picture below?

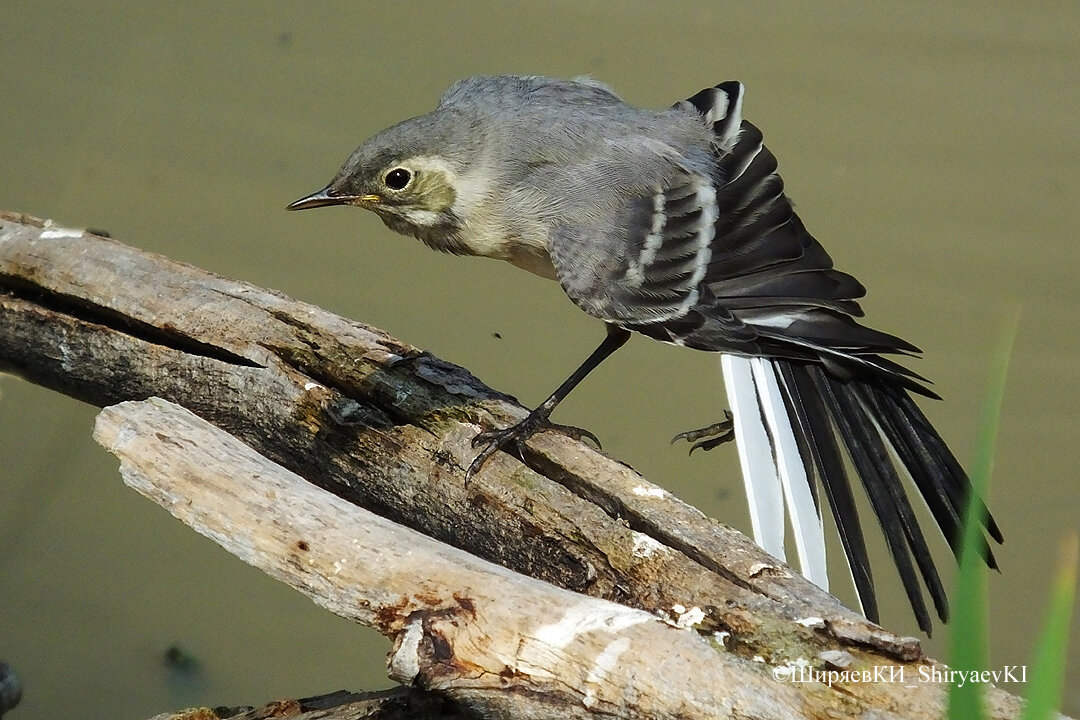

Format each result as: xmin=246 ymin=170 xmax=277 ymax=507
xmin=1 ymin=2 xmax=1078 ymax=718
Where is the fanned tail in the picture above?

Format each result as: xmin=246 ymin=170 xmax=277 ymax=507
xmin=723 ymin=353 xmax=1001 ymax=634
xmin=672 ymin=80 xmax=1003 ymax=634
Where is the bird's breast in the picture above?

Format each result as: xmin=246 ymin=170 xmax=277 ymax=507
xmin=503 ymin=240 xmax=558 ymax=279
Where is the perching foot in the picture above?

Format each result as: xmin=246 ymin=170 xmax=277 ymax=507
xmin=467 ymin=414 xmax=601 ymax=481
xmin=671 ymin=410 xmax=735 ymax=454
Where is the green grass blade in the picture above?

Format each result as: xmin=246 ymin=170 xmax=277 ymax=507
xmin=1019 ymin=533 xmax=1078 ymax=720
xmin=947 ymin=311 xmax=1019 ymax=720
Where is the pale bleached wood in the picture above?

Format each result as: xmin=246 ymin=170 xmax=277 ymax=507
xmin=94 ymin=398 xmax=805 ymax=720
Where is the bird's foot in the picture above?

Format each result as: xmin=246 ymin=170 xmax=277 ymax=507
xmin=671 ymin=410 xmax=734 ymax=454
xmin=467 ymin=413 xmax=601 ymax=482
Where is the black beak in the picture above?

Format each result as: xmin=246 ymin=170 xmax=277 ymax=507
xmin=286 ymin=185 xmax=358 ymax=211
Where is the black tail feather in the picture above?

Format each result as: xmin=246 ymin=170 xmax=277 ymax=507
xmin=808 ymin=365 xmax=937 ymax=634
xmin=862 ymin=385 xmax=1000 ymax=570
xmin=844 ymin=382 xmax=951 ymax=624
xmin=894 ymin=392 xmax=1005 ymax=547
xmin=859 ymin=385 xmax=964 ymax=554
xmin=760 ymin=357 xmax=1005 ymax=633
xmin=776 ymin=362 xmax=879 ymax=623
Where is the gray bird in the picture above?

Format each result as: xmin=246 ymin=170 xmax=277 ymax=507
xmin=288 ymin=75 xmax=1001 ymax=634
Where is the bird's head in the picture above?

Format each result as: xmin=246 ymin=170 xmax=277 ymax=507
xmin=288 ymin=112 xmax=480 ymax=253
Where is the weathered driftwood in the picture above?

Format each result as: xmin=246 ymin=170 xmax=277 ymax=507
xmin=97 ymin=397 xmax=809 ymax=719
xmin=0 ymin=211 xmax=1031 ymax=719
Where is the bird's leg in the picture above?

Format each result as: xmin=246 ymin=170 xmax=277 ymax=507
xmin=672 ymin=409 xmax=735 ymax=454
xmin=467 ymin=324 xmax=631 ymax=481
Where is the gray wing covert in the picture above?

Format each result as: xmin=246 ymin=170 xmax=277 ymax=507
xmin=547 ymin=168 xmax=761 ymax=350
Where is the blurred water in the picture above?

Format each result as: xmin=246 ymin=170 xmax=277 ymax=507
xmin=2 ymin=2 xmax=1078 ymax=717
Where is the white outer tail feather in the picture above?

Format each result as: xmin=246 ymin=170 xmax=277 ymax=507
xmin=720 ymin=354 xmax=829 ymax=591
xmin=719 ymin=355 xmax=784 ymax=558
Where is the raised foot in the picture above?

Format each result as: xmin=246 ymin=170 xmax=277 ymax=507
xmin=466 ymin=415 xmax=601 ymax=482
xmin=671 ymin=410 xmax=735 ymax=454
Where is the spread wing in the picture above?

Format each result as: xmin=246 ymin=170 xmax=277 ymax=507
xmin=545 ymin=81 xmax=911 ymax=367
xmin=547 ymin=80 xmax=1002 ymax=633
xmin=547 ymin=151 xmax=763 ymax=353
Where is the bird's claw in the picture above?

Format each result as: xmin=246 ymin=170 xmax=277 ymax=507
xmin=466 ymin=415 xmax=601 ymax=482
xmin=547 ymin=422 xmax=602 ymax=449
xmin=465 ymin=434 xmax=506 ymax=483
xmin=672 ymin=410 xmax=735 ymax=455
xmin=466 ymin=417 xmax=543 ymax=482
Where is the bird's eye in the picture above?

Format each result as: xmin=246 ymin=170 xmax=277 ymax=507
xmin=384 ymin=167 xmax=412 ymax=190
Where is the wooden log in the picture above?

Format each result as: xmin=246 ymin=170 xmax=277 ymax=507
xmin=0 ymin=211 xmax=1032 ymax=719
xmin=96 ymin=397 xmax=809 ymax=719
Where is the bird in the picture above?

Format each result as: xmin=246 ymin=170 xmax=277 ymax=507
xmin=287 ymin=75 xmax=1001 ymax=634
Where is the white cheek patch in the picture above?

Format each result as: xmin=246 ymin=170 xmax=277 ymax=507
xmin=404 ymin=156 xmax=459 ymax=199
xmin=394 ymin=155 xmax=472 ymax=223
xmin=405 ymin=155 xmax=459 ymax=177
xmin=405 ymin=156 xmax=492 ymax=218
xmin=402 ymin=208 xmax=443 ymax=227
